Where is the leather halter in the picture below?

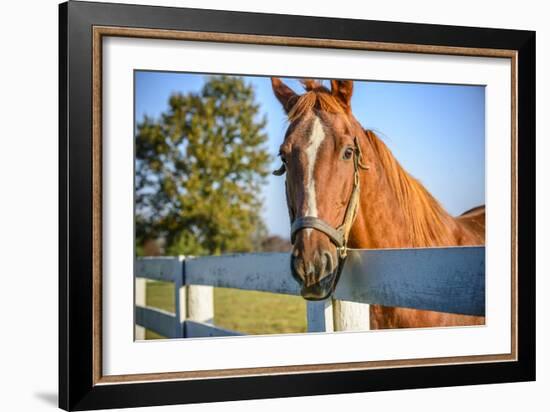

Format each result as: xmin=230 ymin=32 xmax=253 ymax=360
xmin=274 ymin=136 xmax=368 ymax=259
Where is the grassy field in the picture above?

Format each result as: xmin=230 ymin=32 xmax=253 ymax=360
xmin=144 ymin=281 xmax=306 ymax=339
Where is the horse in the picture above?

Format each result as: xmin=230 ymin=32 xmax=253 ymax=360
xmin=271 ymin=77 xmax=485 ymax=328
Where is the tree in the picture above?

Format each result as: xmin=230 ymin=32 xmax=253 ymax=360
xmin=259 ymin=235 xmax=292 ymax=253
xmin=136 ymin=75 xmax=271 ymax=256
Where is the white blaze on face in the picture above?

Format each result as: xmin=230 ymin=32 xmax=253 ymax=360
xmin=303 ymin=116 xmax=326 ymax=237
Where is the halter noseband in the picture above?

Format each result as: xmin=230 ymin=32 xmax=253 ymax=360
xmin=278 ymin=136 xmax=368 ymax=260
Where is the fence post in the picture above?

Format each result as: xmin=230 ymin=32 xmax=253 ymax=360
xmin=307 ymin=299 xmax=334 ymax=332
xmin=187 ymin=285 xmax=214 ymax=324
xmin=175 ymin=256 xmax=186 ymax=338
xmin=333 ymin=300 xmax=370 ymax=331
xmin=135 ymin=277 xmax=147 ymax=340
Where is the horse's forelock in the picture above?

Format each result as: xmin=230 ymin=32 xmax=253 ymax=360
xmin=287 ymin=88 xmax=348 ymax=123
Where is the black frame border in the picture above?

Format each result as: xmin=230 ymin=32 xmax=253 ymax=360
xmin=59 ymin=1 xmax=535 ymax=410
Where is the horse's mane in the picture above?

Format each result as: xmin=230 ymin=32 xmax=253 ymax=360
xmin=364 ymin=129 xmax=457 ymax=247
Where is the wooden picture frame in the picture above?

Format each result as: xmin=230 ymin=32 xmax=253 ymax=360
xmin=59 ymin=1 xmax=535 ymax=410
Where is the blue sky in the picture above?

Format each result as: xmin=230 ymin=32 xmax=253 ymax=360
xmin=135 ymin=71 xmax=485 ymax=238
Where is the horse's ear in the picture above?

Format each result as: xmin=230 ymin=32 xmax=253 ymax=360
xmin=271 ymin=77 xmax=298 ymax=113
xmin=331 ymin=80 xmax=354 ymax=112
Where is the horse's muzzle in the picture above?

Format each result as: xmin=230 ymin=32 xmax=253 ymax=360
xmin=290 ymin=254 xmax=340 ymax=300
xmin=299 ymin=272 xmax=337 ymax=300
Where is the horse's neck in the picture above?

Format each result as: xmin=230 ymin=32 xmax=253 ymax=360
xmin=349 ymin=174 xmax=417 ymax=249
xmin=349 ymin=131 xmax=463 ymax=249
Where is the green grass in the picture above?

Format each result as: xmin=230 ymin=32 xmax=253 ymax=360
xmin=214 ymin=288 xmax=306 ymax=334
xmin=144 ymin=281 xmax=174 ymax=339
xmin=144 ymin=281 xmax=306 ymax=339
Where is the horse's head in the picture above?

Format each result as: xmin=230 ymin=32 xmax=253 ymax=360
xmin=271 ymin=78 xmax=368 ymax=300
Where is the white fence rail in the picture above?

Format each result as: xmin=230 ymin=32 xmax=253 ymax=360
xmin=135 ymin=246 xmax=485 ymax=339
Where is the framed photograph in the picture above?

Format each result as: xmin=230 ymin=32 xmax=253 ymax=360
xmin=59 ymin=1 xmax=535 ymax=410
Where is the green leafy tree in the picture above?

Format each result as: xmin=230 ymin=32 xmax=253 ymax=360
xmin=136 ymin=75 xmax=271 ymax=256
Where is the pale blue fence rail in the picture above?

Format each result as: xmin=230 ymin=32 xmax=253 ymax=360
xmin=135 ymin=246 xmax=485 ymax=339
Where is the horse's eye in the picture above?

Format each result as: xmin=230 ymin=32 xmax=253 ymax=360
xmin=343 ymin=147 xmax=354 ymax=160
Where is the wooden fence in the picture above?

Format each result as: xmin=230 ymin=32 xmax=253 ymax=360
xmin=135 ymin=246 xmax=485 ymax=339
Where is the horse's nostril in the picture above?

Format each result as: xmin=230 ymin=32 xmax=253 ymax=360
xmin=291 ymin=256 xmax=314 ymax=285
xmin=291 ymin=256 xmax=302 ymax=277
xmin=323 ymin=251 xmax=334 ymax=275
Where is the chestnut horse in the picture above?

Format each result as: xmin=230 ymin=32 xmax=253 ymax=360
xmin=271 ymin=78 xmax=485 ymax=328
